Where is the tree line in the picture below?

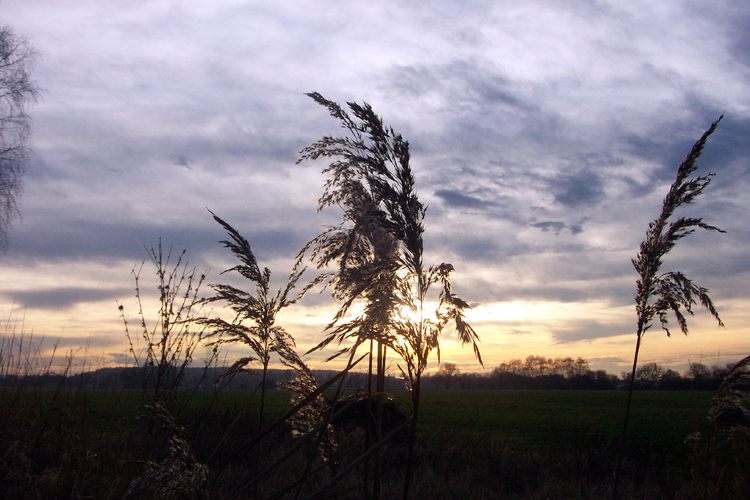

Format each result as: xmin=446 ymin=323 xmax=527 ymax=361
xmin=423 ymin=356 xmax=736 ymax=391
xmin=3 ymin=355 xmax=734 ymax=393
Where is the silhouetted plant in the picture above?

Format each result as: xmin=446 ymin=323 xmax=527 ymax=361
xmin=277 ymin=345 xmax=337 ymax=463
xmin=389 ymin=260 xmax=482 ymax=497
xmin=202 ymin=210 xmax=320 ymax=426
xmin=0 ymin=308 xmax=51 ymax=379
xmin=709 ymin=354 xmax=750 ymax=432
xmin=118 ymin=239 xmax=208 ymax=400
xmin=125 ymin=401 xmax=208 ymax=499
xmin=684 ymin=354 xmax=750 ymax=497
xmin=613 ymin=116 xmax=725 ymax=498
xmin=299 ymin=92 xmax=481 ymax=498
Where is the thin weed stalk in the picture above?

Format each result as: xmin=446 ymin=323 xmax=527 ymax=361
xmin=118 ymin=239 xmax=208 ymax=401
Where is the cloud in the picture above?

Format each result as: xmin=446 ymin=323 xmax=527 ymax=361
xmin=1 ymin=0 xmax=748 ymax=360
xmin=588 ymin=356 xmax=626 ymax=364
xmin=4 ymin=287 xmax=129 ymax=310
xmin=107 ymin=352 xmax=134 ymax=365
xmin=552 ymin=171 xmax=604 ymax=208
xmin=530 ymin=221 xmax=565 ymax=234
xmin=435 ymin=189 xmax=491 ymax=209
xmin=6 ymin=208 xmax=315 ymax=268
xmin=173 ymin=154 xmax=192 ymax=169
xmin=0 ymin=333 xmax=122 ymax=350
xmin=551 ymin=320 xmax=631 ymax=343
xmin=529 ymin=221 xmax=583 ymax=235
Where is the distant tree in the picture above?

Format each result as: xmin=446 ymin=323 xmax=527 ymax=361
xmin=435 ymin=362 xmax=460 ymax=389
xmin=495 ymin=358 xmax=524 ymax=375
xmin=0 ymin=25 xmax=38 ymax=248
xmin=711 ymin=364 xmax=731 ymax=384
xmin=687 ymin=362 xmax=711 ymax=380
xmin=552 ymin=357 xmax=571 ymax=377
xmin=523 ymin=355 xmax=549 ymax=376
xmin=439 ymin=362 xmax=459 ymax=377
xmin=634 ymin=362 xmax=665 ymax=389
xmin=488 ymin=356 xmax=617 ymax=390
xmin=573 ymin=357 xmax=590 ymax=376
xmin=659 ymin=369 xmax=684 ymax=389
xmin=552 ymin=356 xmax=590 ymax=377
xmin=591 ymin=370 xmax=619 ymax=389
xmin=685 ymin=362 xmax=717 ymax=389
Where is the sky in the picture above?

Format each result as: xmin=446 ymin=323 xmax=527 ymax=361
xmin=2 ymin=0 xmax=748 ymax=376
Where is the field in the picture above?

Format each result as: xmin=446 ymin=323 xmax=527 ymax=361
xmin=4 ymin=386 xmax=743 ymax=499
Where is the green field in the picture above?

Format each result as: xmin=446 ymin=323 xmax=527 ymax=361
xmin=2 ymin=387 xmax=744 ymax=498
xmin=417 ymin=390 xmax=711 ymax=448
xmin=176 ymin=388 xmax=713 ymax=454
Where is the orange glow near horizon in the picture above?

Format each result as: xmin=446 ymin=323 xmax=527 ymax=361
xmin=3 ymin=289 xmax=746 ymax=379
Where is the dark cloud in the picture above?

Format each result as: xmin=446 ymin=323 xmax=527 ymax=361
xmin=0 ymin=334 xmax=122 ymax=350
xmin=529 ymin=221 xmax=583 ymax=235
xmin=4 ymin=287 xmax=129 ymax=310
xmin=622 ymin=111 xmax=731 ymax=184
xmin=531 ymin=221 xmax=565 ymax=234
xmin=107 ymin=352 xmax=134 ymax=365
xmin=551 ymin=320 xmax=631 ymax=343
xmin=552 ymin=171 xmax=604 ymax=208
xmin=588 ymin=356 xmax=626 ymax=364
xmin=6 ymin=213 xmax=314 ymax=267
xmin=435 ymin=189 xmax=490 ymax=209
xmin=719 ymin=3 xmax=750 ymax=70
xmin=173 ymin=154 xmax=192 ymax=168
xmin=488 ymin=282 xmax=632 ymax=306
xmin=449 ymin=236 xmax=502 ymax=262
xmin=699 ymin=115 xmax=750 ymax=177
xmin=383 ymin=59 xmax=563 ymax=163
xmin=387 ymin=60 xmax=532 ymax=112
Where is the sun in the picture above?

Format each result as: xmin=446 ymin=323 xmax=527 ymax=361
xmin=396 ymin=301 xmax=439 ymax=324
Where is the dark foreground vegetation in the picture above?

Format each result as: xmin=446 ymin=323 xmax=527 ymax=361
xmin=1 ymin=386 xmax=748 ymax=499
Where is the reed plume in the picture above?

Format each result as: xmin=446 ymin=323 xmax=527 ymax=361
xmin=125 ymin=401 xmax=207 ymax=499
xmin=277 ymin=344 xmax=338 ymax=463
xmin=709 ymin=354 xmax=750 ymax=433
xmin=202 ymin=210 xmax=321 ymax=426
xmin=299 ymin=92 xmax=481 ymax=498
xmin=614 ymin=116 xmax=725 ymax=498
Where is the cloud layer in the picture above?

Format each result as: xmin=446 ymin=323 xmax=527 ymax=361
xmin=3 ymin=1 xmax=749 ymax=371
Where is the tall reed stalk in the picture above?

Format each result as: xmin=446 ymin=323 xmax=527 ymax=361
xmin=202 ymin=211 xmax=320 ymax=427
xmin=613 ymin=116 xmax=725 ymax=498
xmin=299 ymin=92 xmax=481 ymax=499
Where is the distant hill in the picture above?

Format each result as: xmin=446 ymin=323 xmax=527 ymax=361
xmin=0 ymin=365 xmax=405 ymax=391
